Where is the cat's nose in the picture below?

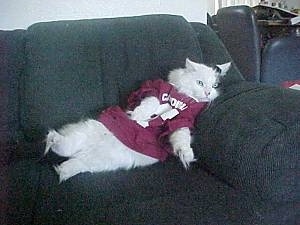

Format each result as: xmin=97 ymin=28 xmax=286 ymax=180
xmin=205 ymin=91 xmax=210 ymax=96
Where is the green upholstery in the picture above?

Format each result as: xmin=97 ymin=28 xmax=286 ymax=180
xmin=194 ymin=82 xmax=300 ymax=202
xmin=21 ymin=15 xmax=204 ymax=142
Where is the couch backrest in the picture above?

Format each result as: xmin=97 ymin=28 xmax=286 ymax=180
xmin=191 ymin=22 xmax=244 ymax=87
xmin=0 ymin=30 xmax=25 ymax=144
xmin=21 ymin=15 xmax=205 ymax=142
xmin=215 ymin=6 xmax=261 ymax=82
xmin=0 ymin=15 xmax=243 ymax=144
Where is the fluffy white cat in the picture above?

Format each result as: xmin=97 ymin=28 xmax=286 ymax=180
xmin=44 ymin=58 xmax=231 ymax=182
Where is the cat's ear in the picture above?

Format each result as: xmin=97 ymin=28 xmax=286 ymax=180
xmin=185 ymin=58 xmax=197 ymax=72
xmin=216 ymin=62 xmax=231 ymax=76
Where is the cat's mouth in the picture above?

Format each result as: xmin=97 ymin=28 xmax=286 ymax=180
xmin=189 ymin=95 xmax=211 ymax=103
xmin=198 ymin=97 xmax=211 ymax=102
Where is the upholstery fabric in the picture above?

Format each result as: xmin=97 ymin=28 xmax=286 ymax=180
xmin=21 ymin=15 xmax=203 ymax=142
xmin=261 ymin=35 xmax=300 ymax=84
xmin=194 ymin=81 xmax=300 ymax=203
xmin=215 ymin=6 xmax=261 ymax=82
xmin=8 ymin=158 xmax=266 ymax=225
xmin=0 ymin=30 xmax=25 ymax=144
xmin=190 ymin=22 xmax=244 ymax=87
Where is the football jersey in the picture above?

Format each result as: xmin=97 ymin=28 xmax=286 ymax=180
xmin=99 ymin=79 xmax=207 ymax=161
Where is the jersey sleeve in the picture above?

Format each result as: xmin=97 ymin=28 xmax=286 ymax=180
xmin=162 ymin=102 xmax=207 ymax=136
xmin=167 ymin=108 xmax=197 ymax=132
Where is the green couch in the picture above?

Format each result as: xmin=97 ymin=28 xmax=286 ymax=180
xmin=1 ymin=14 xmax=299 ymax=225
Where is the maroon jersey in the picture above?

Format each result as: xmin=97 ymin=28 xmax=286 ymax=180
xmin=99 ymin=79 xmax=207 ymax=161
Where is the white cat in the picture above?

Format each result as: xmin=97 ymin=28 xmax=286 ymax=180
xmin=44 ymin=58 xmax=231 ymax=182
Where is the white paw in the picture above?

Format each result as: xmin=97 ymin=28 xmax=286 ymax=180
xmin=128 ymin=96 xmax=160 ymax=122
xmin=44 ymin=130 xmax=60 ymax=155
xmin=128 ymin=109 xmax=150 ymax=122
xmin=53 ymin=164 xmax=74 ymax=183
xmin=53 ymin=165 xmax=67 ymax=183
xmin=53 ymin=159 xmax=86 ymax=183
xmin=175 ymin=147 xmax=196 ymax=169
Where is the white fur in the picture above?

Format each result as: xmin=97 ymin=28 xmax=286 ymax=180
xmin=45 ymin=59 xmax=230 ymax=182
xmin=126 ymin=96 xmax=161 ymax=127
xmin=46 ymin=120 xmax=158 ymax=182
xmin=169 ymin=127 xmax=195 ymax=169
xmin=168 ymin=58 xmax=230 ymax=102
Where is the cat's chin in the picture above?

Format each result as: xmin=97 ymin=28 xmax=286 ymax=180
xmin=198 ymin=98 xmax=212 ymax=102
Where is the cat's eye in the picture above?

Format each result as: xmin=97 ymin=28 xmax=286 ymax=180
xmin=212 ymin=83 xmax=219 ymax=88
xmin=197 ymin=80 xmax=204 ymax=86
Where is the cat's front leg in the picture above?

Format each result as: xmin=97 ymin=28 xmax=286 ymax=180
xmin=169 ymin=127 xmax=196 ymax=168
xmin=127 ymin=96 xmax=160 ymax=126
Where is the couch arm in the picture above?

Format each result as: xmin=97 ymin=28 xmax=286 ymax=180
xmin=193 ymin=81 xmax=300 ymax=203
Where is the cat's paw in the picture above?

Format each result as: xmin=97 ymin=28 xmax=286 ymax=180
xmin=175 ymin=147 xmax=197 ymax=169
xmin=54 ymin=159 xmax=86 ymax=183
xmin=44 ymin=130 xmax=61 ymax=155
xmin=53 ymin=165 xmax=71 ymax=183
xmin=128 ymin=96 xmax=160 ymax=122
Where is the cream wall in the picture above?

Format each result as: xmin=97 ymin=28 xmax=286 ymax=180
xmin=0 ymin=0 xmax=215 ymax=30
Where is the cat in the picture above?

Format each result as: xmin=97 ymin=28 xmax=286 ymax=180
xmin=44 ymin=58 xmax=231 ymax=182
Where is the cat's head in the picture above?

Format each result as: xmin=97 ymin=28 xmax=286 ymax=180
xmin=168 ymin=58 xmax=231 ymax=102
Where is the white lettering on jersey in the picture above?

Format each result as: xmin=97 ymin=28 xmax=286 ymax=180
xmin=161 ymin=93 xmax=188 ymax=111
xmin=160 ymin=109 xmax=179 ymax=120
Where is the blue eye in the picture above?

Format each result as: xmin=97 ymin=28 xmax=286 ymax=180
xmin=212 ymin=83 xmax=219 ymax=88
xmin=197 ymin=80 xmax=204 ymax=86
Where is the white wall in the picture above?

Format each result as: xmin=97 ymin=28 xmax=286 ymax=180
xmin=0 ymin=0 xmax=215 ymax=30
xmin=287 ymin=0 xmax=300 ymax=9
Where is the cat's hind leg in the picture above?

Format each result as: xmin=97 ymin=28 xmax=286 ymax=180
xmin=54 ymin=158 xmax=88 ymax=183
xmin=44 ymin=119 xmax=97 ymax=157
xmin=45 ymin=129 xmax=80 ymax=157
xmin=45 ymin=129 xmax=61 ymax=155
xmin=45 ymin=129 xmax=81 ymax=157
